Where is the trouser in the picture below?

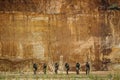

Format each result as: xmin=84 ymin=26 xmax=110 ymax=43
xmin=76 ymin=68 xmax=79 ymax=74
xmin=86 ymin=69 xmax=90 ymax=75
xmin=66 ymin=69 xmax=69 ymax=75
xmin=43 ymin=69 xmax=46 ymax=74
xmin=55 ymin=69 xmax=58 ymax=74
xmin=34 ymin=69 xmax=37 ymax=75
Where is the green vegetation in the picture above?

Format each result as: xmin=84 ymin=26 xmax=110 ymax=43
xmin=0 ymin=73 xmax=120 ymax=80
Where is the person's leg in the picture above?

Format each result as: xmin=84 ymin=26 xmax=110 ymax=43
xmin=56 ymin=69 xmax=58 ymax=74
xmin=86 ymin=69 xmax=87 ymax=75
xmin=34 ymin=70 xmax=36 ymax=75
xmin=78 ymin=70 xmax=79 ymax=74
xmin=88 ymin=69 xmax=90 ymax=74
xmin=44 ymin=69 xmax=46 ymax=74
xmin=76 ymin=68 xmax=78 ymax=74
xmin=34 ymin=70 xmax=35 ymax=74
xmin=55 ymin=69 xmax=56 ymax=74
xmin=55 ymin=69 xmax=57 ymax=74
xmin=76 ymin=70 xmax=77 ymax=74
xmin=77 ymin=70 xmax=78 ymax=74
xmin=45 ymin=69 xmax=46 ymax=74
xmin=67 ymin=70 xmax=68 ymax=74
xmin=35 ymin=70 xmax=36 ymax=75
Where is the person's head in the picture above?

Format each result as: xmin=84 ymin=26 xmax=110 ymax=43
xmin=77 ymin=62 xmax=79 ymax=64
xmin=44 ymin=63 xmax=46 ymax=65
xmin=55 ymin=62 xmax=58 ymax=65
xmin=65 ymin=62 xmax=68 ymax=64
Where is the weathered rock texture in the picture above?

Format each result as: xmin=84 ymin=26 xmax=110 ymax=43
xmin=0 ymin=0 xmax=120 ymax=72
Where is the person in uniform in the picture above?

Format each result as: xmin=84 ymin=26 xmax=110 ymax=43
xmin=65 ymin=63 xmax=70 ymax=75
xmin=43 ymin=63 xmax=47 ymax=74
xmin=33 ymin=63 xmax=37 ymax=75
xmin=85 ymin=62 xmax=90 ymax=75
xmin=76 ymin=62 xmax=80 ymax=75
xmin=54 ymin=62 xmax=59 ymax=74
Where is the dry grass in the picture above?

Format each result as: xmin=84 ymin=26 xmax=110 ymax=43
xmin=0 ymin=72 xmax=120 ymax=80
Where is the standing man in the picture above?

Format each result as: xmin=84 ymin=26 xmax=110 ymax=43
xmin=85 ymin=62 xmax=90 ymax=75
xmin=54 ymin=62 xmax=59 ymax=74
xmin=43 ymin=63 xmax=47 ymax=74
xmin=65 ymin=63 xmax=70 ymax=75
xmin=76 ymin=62 xmax=80 ymax=75
xmin=33 ymin=63 xmax=38 ymax=75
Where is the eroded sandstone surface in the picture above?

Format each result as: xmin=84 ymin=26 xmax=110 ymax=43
xmin=0 ymin=0 xmax=120 ymax=72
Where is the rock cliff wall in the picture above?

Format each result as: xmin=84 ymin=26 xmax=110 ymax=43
xmin=0 ymin=0 xmax=120 ymax=71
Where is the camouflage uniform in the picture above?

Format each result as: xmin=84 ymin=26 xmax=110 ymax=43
xmin=65 ymin=63 xmax=69 ymax=75
xmin=85 ymin=62 xmax=90 ymax=75
xmin=33 ymin=63 xmax=37 ymax=75
xmin=76 ymin=63 xmax=80 ymax=74
xmin=43 ymin=63 xmax=47 ymax=74
xmin=54 ymin=63 xmax=59 ymax=74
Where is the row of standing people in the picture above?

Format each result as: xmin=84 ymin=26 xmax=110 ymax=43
xmin=33 ymin=62 xmax=90 ymax=75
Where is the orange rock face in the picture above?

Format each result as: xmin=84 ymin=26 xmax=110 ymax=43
xmin=0 ymin=0 xmax=120 ymax=71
